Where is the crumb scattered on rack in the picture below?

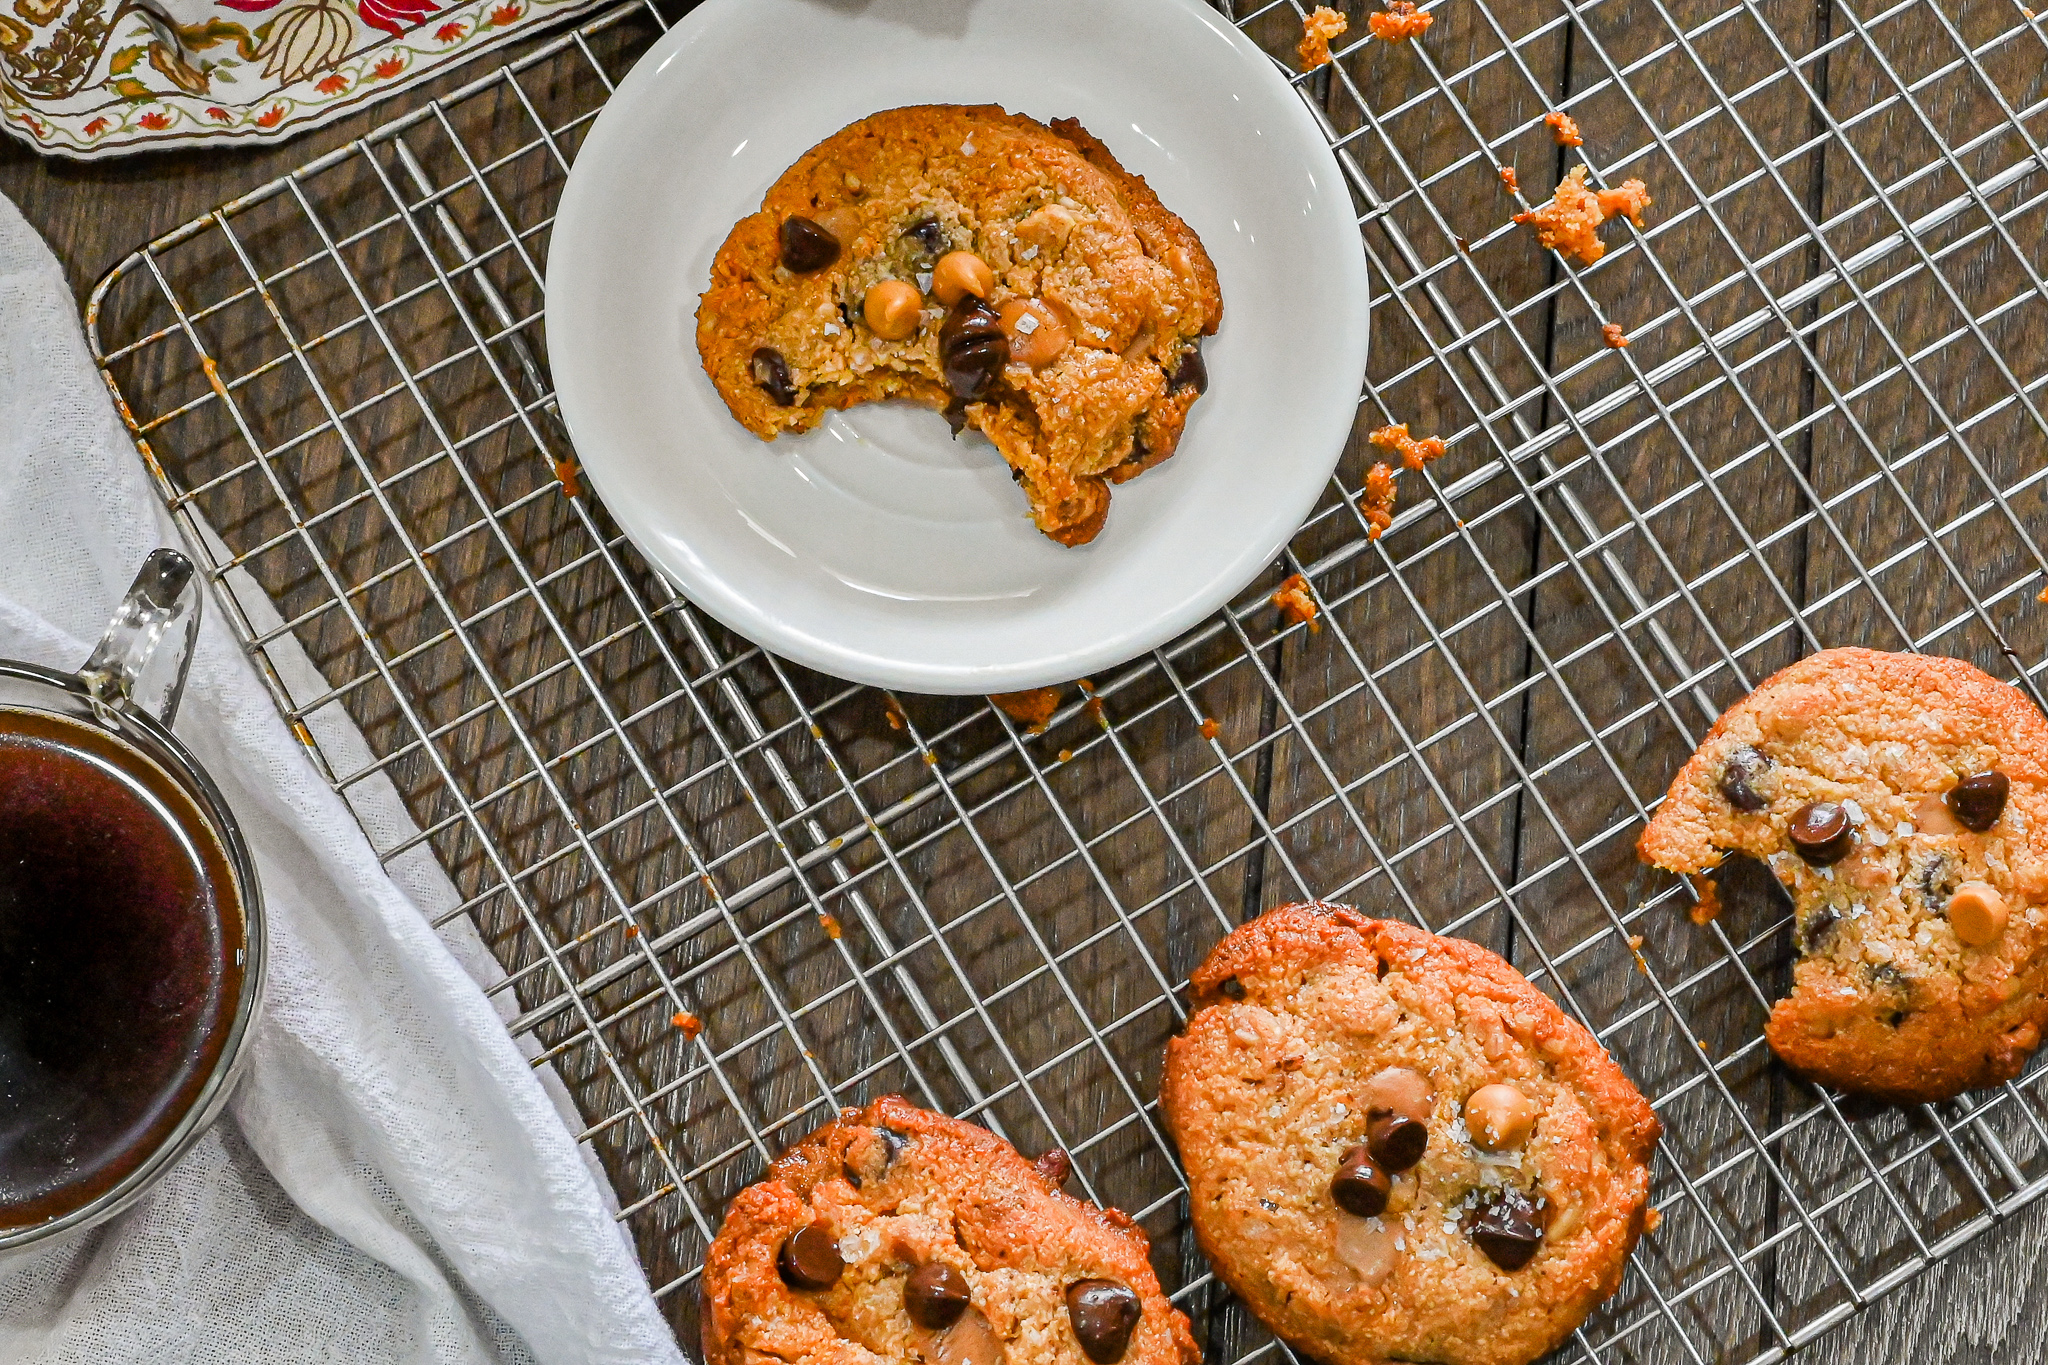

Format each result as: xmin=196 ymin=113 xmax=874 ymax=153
xmin=1057 ymin=748 xmax=1074 ymax=763
xmin=1299 ymin=5 xmax=1348 ymax=68
xmin=1361 ymin=462 xmax=1398 ymax=539
xmin=1498 ymin=165 xmax=1520 ymax=193
xmin=553 ymin=459 xmax=581 ymax=497
xmin=991 ymin=687 xmax=1062 ymax=731
xmin=624 ymin=923 xmax=639 ymax=938
xmin=819 ymin=913 xmax=842 ymax=940
xmin=1513 ymin=164 xmax=1652 ymax=265
xmin=1544 ymin=111 xmax=1583 ymax=146
xmin=1643 ymin=1206 xmax=1662 ymax=1233
xmin=1602 ymin=322 xmax=1630 ymax=348
xmin=1687 ymin=875 xmax=1720 ymax=924
xmin=1627 ymin=933 xmax=1649 ymax=975
xmin=1369 ymin=421 xmax=1447 ymax=470
xmin=671 ymin=1011 xmax=703 ymax=1039
xmin=1369 ymin=0 xmax=1434 ymax=41
xmin=1199 ymin=717 xmax=1221 ymax=741
xmin=1272 ymin=573 xmax=1321 ymax=632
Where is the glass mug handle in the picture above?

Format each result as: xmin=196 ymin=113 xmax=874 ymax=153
xmin=78 ymin=548 xmax=203 ymax=727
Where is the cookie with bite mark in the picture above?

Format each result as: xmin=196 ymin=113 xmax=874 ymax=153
xmin=695 ymin=104 xmax=1222 ymax=547
xmin=702 ymin=1095 xmax=1198 ymax=1365
xmin=1639 ymin=647 xmax=2048 ymax=1103
xmin=1160 ymin=904 xmax=1660 ymax=1365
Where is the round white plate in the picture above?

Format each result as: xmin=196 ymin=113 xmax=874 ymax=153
xmin=547 ymin=0 xmax=1368 ymax=694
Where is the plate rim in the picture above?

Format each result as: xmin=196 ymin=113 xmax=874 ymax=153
xmin=545 ymin=0 xmax=1370 ymax=695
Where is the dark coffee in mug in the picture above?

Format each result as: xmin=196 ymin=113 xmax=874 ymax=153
xmin=0 ymin=706 xmax=245 ymax=1229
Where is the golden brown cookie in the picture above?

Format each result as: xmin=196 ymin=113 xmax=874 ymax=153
xmin=695 ymin=105 xmax=1222 ymax=546
xmin=1160 ymin=905 xmax=1660 ymax=1365
xmin=702 ymin=1096 xmax=1199 ymax=1365
xmin=1638 ymin=647 xmax=2048 ymax=1103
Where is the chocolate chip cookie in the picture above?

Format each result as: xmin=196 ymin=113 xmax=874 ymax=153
xmin=1160 ymin=904 xmax=1661 ymax=1365
xmin=701 ymin=1095 xmax=1199 ymax=1365
xmin=696 ymin=105 xmax=1223 ymax=546
xmin=1639 ymin=647 xmax=2048 ymax=1102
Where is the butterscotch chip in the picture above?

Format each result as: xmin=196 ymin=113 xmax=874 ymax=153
xmin=702 ymin=1096 xmax=1198 ymax=1365
xmin=1161 ymin=905 xmax=1660 ymax=1365
xmin=1638 ymin=647 xmax=2048 ymax=1103
xmin=697 ymin=105 xmax=1222 ymax=547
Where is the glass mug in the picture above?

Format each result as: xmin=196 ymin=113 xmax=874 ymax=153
xmin=0 ymin=549 xmax=265 ymax=1250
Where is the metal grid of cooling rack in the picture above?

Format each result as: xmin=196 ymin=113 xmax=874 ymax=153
xmin=83 ymin=0 xmax=2048 ymax=1359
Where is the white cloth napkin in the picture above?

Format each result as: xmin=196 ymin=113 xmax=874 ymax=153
xmin=0 ymin=195 xmax=688 ymax=1364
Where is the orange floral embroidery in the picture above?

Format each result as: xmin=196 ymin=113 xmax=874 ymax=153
xmin=315 ymin=72 xmax=348 ymax=93
xmin=373 ymin=54 xmax=405 ymax=78
xmin=137 ymin=111 xmax=171 ymax=130
xmin=434 ymin=19 xmax=466 ymax=39
xmin=488 ymin=2 xmax=520 ymax=23
xmin=255 ymin=104 xmax=286 ymax=128
xmin=82 ymin=116 xmax=110 ymax=136
xmin=205 ymin=106 xmax=232 ymax=122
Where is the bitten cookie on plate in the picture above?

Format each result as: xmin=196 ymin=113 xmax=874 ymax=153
xmin=1639 ymin=647 xmax=2048 ymax=1103
xmin=702 ymin=1095 xmax=1198 ymax=1365
xmin=696 ymin=104 xmax=1222 ymax=547
xmin=1160 ymin=904 xmax=1661 ymax=1365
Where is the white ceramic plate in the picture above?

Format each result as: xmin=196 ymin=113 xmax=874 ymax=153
xmin=547 ymin=0 xmax=1368 ymax=694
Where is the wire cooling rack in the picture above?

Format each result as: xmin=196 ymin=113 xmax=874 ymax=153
xmin=83 ymin=0 xmax=2048 ymax=1358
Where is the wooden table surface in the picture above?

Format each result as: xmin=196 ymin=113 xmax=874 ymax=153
xmin=6 ymin=0 xmax=2047 ymax=1358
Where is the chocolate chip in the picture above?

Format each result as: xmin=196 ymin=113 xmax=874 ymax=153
xmin=1789 ymin=801 xmax=1855 ymax=866
xmin=780 ymin=216 xmax=841 ymax=273
xmin=904 ymin=216 xmax=946 ymax=258
xmin=1220 ymin=975 xmax=1246 ymax=1000
xmin=939 ymin=297 xmax=1008 ymax=401
xmin=751 ymin=347 xmax=796 ymax=406
xmin=1798 ymin=902 xmax=1841 ymax=952
xmin=1065 ymin=1280 xmax=1141 ymax=1363
xmin=944 ymin=398 xmax=970 ymax=435
xmin=1169 ymin=342 xmax=1208 ymax=395
xmin=1365 ymin=1112 xmax=1427 ymax=1173
xmin=1467 ymin=1188 xmax=1544 ymax=1270
xmin=1032 ymin=1148 xmax=1073 ymax=1188
xmin=1719 ymin=745 xmax=1772 ymax=812
xmin=1947 ymin=771 xmax=2009 ymax=832
xmin=905 ymin=1262 xmax=971 ymax=1330
xmin=777 ymin=1222 xmax=843 ymax=1290
xmin=1331 ymin=1144 xmax=1391 ymax=1217
xmin=1709 ymin=851 xmax=1796 ymax=925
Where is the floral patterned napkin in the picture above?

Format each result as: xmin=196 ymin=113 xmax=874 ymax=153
xmin=0 ymin=0 xmax=606 ymax=157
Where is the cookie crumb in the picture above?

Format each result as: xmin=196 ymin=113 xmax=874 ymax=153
xmin=1368 ymin=0 xmax=1434 ymax=41
xmin=819 ymin=913 xmax=843 ymax=940
xmin=1544 ymin=111 xmax=1584 ymax=146
xmin=625 ymin=923 xmax=640 ymax=938
xmin=1644 ymin=1206 xmax=1663 ymax=1233
xmin=553 ymin=459 xmax=582 ymax=497
xmin=991 ymin=687 xmax=1062 ymax=731
xmin=1499 ymin=165 xmax=1520 ymax=193
xmin=882 ymin=698 xmax=908 ymax=732
xmin=1199 ymin=717 xmax=1222 ymax=741
xmin=1058 ymin=748 xmax=1074 ymax=763
xmin=1513 ymin=164 xmax=1652 ymax=265
xmin=1362 ymin=461 xmax=1399 ymax=539
xmin=1602 ymin=323 xmax=1630 ymax=349
xmin=672 ymin=1010 xmax=702 ymax=1038
xmin=1627 ymin=933 xmax=1650 ymax=974
xmin=1299 ymin=5 xmax=1349 ymax=68
xmin=1084 ymin=695 xmax=1107 ymax=727
xmin=1272 ymin=573 xmax=1321 ymax=632
xmin=1370 ymin=422 xmax=1447 ymax=471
